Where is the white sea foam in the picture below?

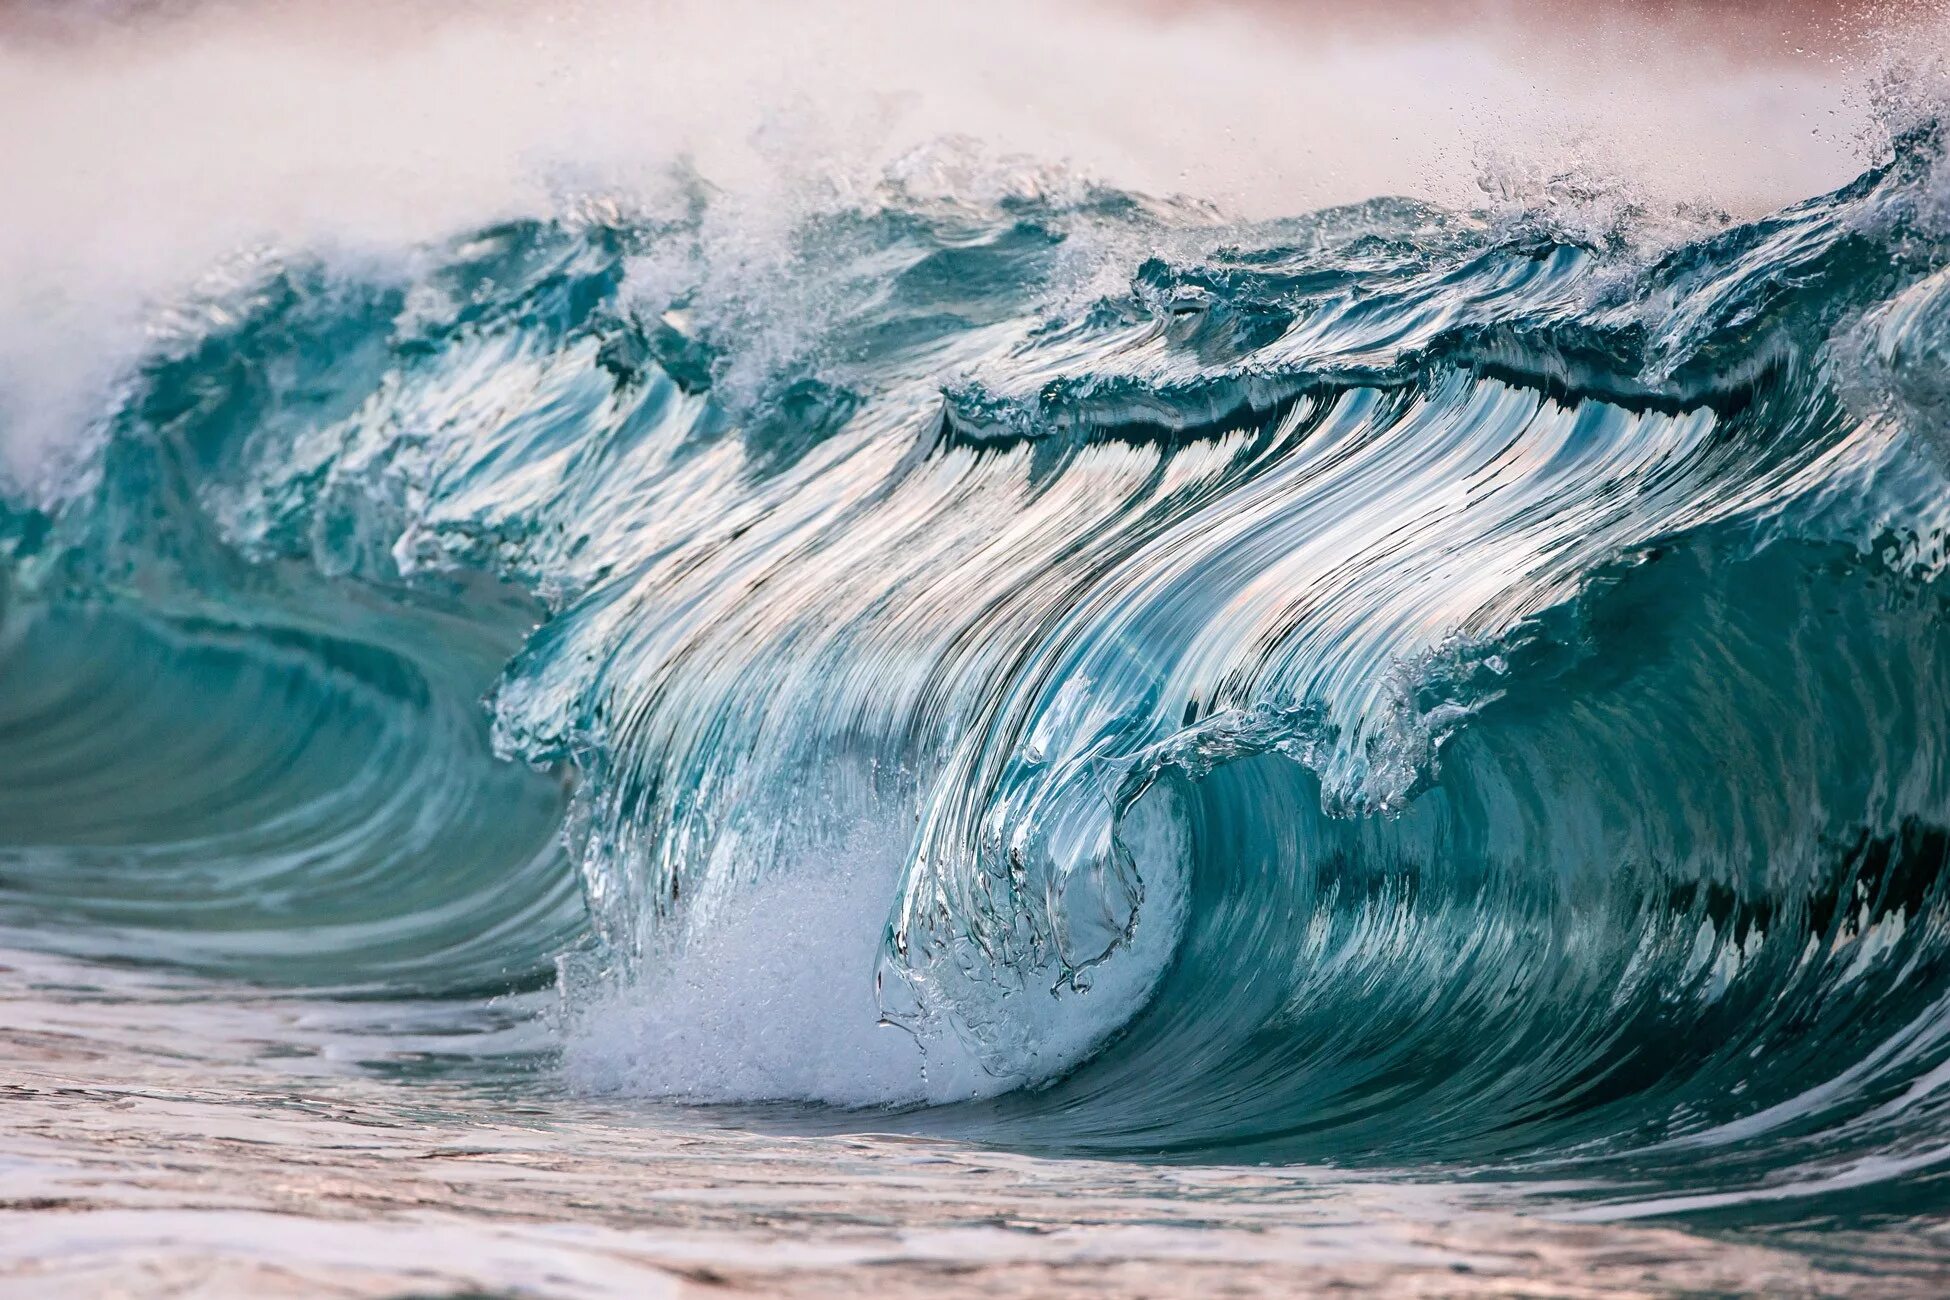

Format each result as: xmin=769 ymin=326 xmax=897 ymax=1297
xmin=560 ymin=823 xmax=990 ymax=1106
xmin=560 ymin=772 xmax=1190 ymax=1105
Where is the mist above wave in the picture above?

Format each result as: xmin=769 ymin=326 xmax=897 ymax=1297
xmin=0 ymin=0 xmax=1927 ymax=491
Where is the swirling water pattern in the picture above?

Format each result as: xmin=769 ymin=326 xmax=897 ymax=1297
xmin=6 ymin=125 xmax=1950 ymax=1219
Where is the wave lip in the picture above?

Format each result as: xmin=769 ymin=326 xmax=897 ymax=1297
xmin=5 ymin=122 xmax=1950 ymax=1216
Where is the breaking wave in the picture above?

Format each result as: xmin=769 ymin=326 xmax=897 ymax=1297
xmin=8 ymin=114 xmax=1950 ymax=1216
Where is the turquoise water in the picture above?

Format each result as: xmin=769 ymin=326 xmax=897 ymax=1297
xmin=6 ymin=106 xmax=1950 ymax=1255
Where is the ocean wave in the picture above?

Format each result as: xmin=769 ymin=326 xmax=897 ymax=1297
xmin=5 ymin=119 xmax=1950 ymax=1211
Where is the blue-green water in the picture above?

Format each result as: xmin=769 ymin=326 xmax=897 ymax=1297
xmin=7 ymin=112 xmax=1950 ymax=1246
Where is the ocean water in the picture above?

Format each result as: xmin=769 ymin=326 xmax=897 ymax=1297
xmin=9 ymin=2 xmax=1950 ymax=1295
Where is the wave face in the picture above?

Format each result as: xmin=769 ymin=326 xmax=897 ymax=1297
xmin=8 ymin=125 xmax=1950 ymax=1209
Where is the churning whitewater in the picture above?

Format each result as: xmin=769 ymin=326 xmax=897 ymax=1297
xmin=7 ymin=106 xmax=1950 ymax=1222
